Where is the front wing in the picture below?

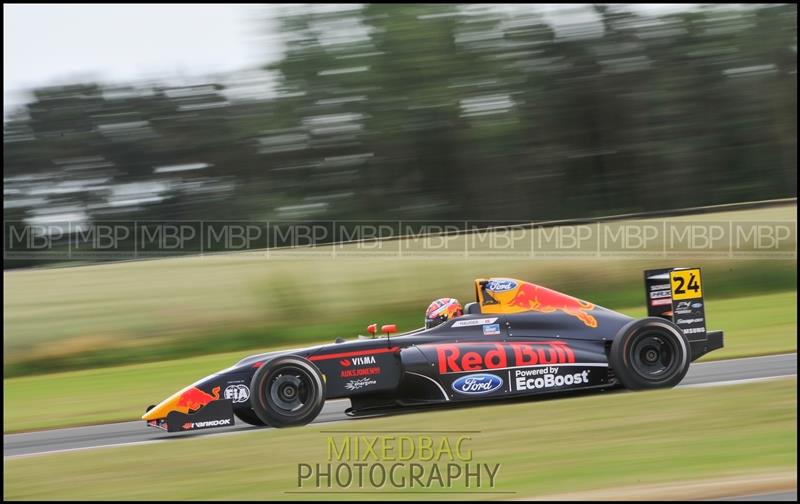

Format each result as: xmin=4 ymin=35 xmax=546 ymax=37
xmin=147 ymin=399 xmax=235 ymax=432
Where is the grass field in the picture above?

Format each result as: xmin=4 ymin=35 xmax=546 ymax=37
xmin=3 ymin=290 xmax=795 ymax=433
xmin=3 ymin=378 xmax=796 ymax=500
xmin=3 ymin=204 xmax=797 ymax=377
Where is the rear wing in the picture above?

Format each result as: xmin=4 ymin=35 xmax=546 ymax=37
xmin=644 ymin=267 xmax=723 ymax=361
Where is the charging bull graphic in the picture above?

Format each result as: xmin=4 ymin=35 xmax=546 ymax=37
xmin=508 ymin=283 xmax=598 ymax=328
xmin=481 ymin=279 xmax=598 ymax=328
xmin=176 ymin=386 xmax=221 ymax=412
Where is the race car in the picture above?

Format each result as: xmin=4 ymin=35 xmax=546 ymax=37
xmin=142 ymin=267 xmax=723 ymax=432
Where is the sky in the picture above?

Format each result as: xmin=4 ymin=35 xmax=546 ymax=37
xmin=3 ymin=4 xmax=281 ymax=112
xmin=3 ymin=3 xmax=700 ymax=115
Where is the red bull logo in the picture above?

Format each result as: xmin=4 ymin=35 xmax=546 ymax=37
xmin=437 ymin=341 xmax=575 ymax=374
xmin=507 ymin=283 xmax=597 ymax=328
xmin=176 ymin=386 xmax=221 ymax=412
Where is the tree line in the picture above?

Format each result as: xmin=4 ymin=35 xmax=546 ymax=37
xmin=3 ymin=4 xmax=796 ymax=267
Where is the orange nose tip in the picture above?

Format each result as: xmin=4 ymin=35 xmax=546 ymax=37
xmin=141 ymin=387 xmax=191 ymax=421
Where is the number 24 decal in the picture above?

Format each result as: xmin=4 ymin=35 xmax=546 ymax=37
xmin=674 ymin=273 xmax=700 ymax=295
xmin=671 ymin=269 xmax=703 ymax=300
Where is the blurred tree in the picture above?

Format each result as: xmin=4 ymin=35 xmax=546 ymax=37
xmin=3 ymin=3 xmax=797 ymax=268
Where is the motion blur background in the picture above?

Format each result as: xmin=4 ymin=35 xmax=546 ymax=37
xmin=5 ymin=4 xmax=796 ymax=250
xmin=3 ymin=4 xmax=797 ymax=377
xmin=3 ymin=7 xmax=797 ymax=499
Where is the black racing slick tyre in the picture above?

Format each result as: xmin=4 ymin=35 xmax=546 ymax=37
xmin=234 ymin=408 xmax=267 ymax=426
xmin=250 ymin=356 xmax=326 ymax=428
xmin=609 ymin=317 xmax=691 ymax=390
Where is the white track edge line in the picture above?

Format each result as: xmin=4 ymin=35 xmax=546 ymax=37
xmin=5 ymin=373 xmax=796 ymax=460
xmin=680 ymin=374 xmax=796 ymax=388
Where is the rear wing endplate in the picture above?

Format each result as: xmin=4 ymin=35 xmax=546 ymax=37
xmin=644 ymin=267 xmax=722 ymax=360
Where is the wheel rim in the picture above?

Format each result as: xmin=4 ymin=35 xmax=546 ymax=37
xmin=266 ymin=366 xmax=315 ymax=415
xmin=629 ymin=330 xmax=681 ymax=381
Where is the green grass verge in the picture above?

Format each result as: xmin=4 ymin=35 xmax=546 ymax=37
xmin=3 ymin=204 xmax=796 ymax=377
xmin=3 ymin=291 xmax=795 ymax=433
xmin=3 ymin=378 xmax=796 ymax=500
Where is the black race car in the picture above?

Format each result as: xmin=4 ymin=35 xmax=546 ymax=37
xmin=143 ymin=267 xmax=722 ymax=431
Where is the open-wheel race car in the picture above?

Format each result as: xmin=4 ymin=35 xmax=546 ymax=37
xmin=142 ymin=267 xmax=723 ymax=431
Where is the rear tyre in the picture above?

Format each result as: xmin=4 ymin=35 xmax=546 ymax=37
xmin=609 ymin=317 xmax=690 ymax=390
xmin=250 ymin=356 xmax=326 ymax=428
xmin=235 ymin=408 xmax=267 ymax=426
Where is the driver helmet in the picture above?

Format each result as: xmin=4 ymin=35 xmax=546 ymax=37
xmin=425 ymin=298 xmax=463 ymax=329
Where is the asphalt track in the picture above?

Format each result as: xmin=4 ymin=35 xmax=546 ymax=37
xmin=4 ymin=353 xmax=796 ymax=459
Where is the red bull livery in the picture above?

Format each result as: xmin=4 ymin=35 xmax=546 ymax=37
xmin=143 ymin=268 xmax=723 ymax=432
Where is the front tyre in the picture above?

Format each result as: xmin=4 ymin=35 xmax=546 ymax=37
xmin=250 ymin=356 xmax=326 ymax=428
xmin=609 ymin=317 xmax=690 ymax=390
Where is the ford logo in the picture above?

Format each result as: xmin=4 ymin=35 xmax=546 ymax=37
xmin=691 ymin=302 xmax=703 ymax=309
xmin=451 ymin=374 xmax=504 ymax=395
xmin=486 ymin=279 xmax=517 ymax=292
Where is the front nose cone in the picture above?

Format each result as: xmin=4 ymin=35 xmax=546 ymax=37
xmin=141 ymin=388 xmax=186 ymax=421
xmin=142 ymin=384 xmax=221 ymax=421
